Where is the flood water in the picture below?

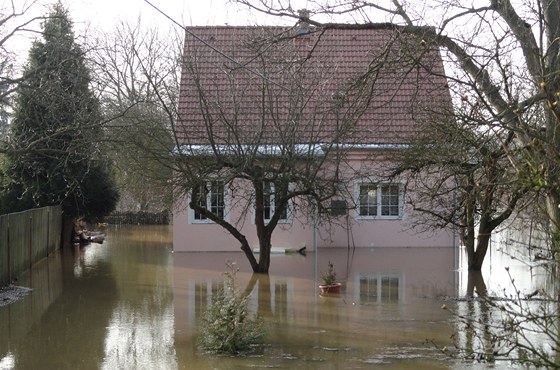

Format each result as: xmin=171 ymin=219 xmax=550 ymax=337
xmin=0 ymin=225 xmax=550 ymax=369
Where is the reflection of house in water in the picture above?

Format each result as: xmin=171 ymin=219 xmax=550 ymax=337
xmin=188 ymin=280 xmax=221 ymax=324
xmin=173 ymin=247 xmax=458 ymax=340
xmin=356 ymin=272 xmax=405 ymax=304
xmin=186 ymin=277 xmax=293 ymax=326
xmin=269 ymin=281 xmax=289 ymax=318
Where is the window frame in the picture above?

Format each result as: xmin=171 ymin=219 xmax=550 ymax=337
xmin=355 ymin=181 xmax=403 ymax=220
xmin=253 ymin=180 xmax=293 ymax=225
xmin=189 ymin=180 xmax=229 ymax=224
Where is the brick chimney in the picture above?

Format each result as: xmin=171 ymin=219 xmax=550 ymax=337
xmin=295 ymin=9 xmax=311 ymax=41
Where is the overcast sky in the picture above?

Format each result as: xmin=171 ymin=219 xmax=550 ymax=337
xmin=69 ymin=0 xmax=243 ymax=29
xmin=68 ymin=0 xmax=302 ymax=30
xmin=6 ymin=0 xmax=307 ymax=57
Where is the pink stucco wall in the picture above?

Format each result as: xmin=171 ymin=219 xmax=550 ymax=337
xmin=173 ymin=201 xmax=454 ymax=252
xmin=173 ymin=154 xmax=455 ymax=252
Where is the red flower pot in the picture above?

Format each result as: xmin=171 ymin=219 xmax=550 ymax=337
xmin=319 ymin=282 xmax=342 ymax=295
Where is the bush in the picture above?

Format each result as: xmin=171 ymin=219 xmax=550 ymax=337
xmin=197 ymin=262 xmax=264 ymax=355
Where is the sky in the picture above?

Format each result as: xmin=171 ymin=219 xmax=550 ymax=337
xmin=69 ymin=0 xmax=245 ymax=29
xmin=6 ymin=0 xmax=308 ymax=58
xmin=69 ymin=0 xmax=306 ymax=30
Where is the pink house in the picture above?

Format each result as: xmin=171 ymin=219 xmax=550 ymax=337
xmin=173 ymin=26 xmax=454 ymax=253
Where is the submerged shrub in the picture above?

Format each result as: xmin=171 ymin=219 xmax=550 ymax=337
xmin=197 ymin=262 xmax=264 ymax=355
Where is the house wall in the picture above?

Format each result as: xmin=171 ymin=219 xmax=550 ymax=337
xmin=173 ymin=152 xmax=455 ymax=252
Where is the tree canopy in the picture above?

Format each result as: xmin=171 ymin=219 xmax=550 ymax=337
xmin=88 ymin=21 xmax=178 ymax=213
xmin=2 ymin=1 xmax=118 ymax=221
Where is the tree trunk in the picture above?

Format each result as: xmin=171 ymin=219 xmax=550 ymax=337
xmin=546 ymin=188 xmax=560 ymax=258
xmin=544 ymin=78 xmax=560 ymax=259
xmin=253 ymin=180 xmax=271 ymax=274
xmin=61 ymin=215 xmax=75 ymax=248
xmin=255 ymin=235 xmax=272 ymax=273
xmin=240 ymin=240 xmax=259 ymax=272
xmin=466 ymin=271 xmax=487 ymax=297
xmin=469 ymin=231 xmax=491 ymax=271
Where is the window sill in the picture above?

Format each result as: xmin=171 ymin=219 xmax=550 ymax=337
xmin=263 ymin=219 xmax=292 ymax=225
xmin=355 ymin=215 xmax=402 ymax=221
xmin=189 ymin=219 xmax=216 ymax=224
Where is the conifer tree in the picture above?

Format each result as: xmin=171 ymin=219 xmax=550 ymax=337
xmin=3 ymin=2 xmax=118 ymax=227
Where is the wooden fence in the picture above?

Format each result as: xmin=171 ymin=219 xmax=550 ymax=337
xmin=0 ymin=206 xmax=62 ymax=287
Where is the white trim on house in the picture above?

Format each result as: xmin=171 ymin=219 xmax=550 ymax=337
xmin=175 ymin=144 xmax=325 ymax=156
xmin=174 ymin=143 xmax=410 ymax=156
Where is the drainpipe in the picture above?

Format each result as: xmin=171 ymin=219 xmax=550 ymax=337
xmin=452 ymin=190 xmax=458 ymax=292
xmin=313 ymin=199 xmax=318 ymax=281
xmin=313 ymin=199 xmax=319 ymax=313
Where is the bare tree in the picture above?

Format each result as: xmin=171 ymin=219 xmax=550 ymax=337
xmin=0 ymin=0 xmax=46 ymax=136
xmin=392 ymin=101 xmax=530 ymax=270
xmin=232 ymin=0 xmax=560 ymax=262
xmin=223 ymin=1 xmax=560 ymax=364
xmin=87 ymin=20 xmax=181 ymax=212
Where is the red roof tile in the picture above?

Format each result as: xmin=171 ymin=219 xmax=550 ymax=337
xmin=177 ymin=26 xmax=451 ymax=145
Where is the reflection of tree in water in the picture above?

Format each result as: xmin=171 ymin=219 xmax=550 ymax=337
xmin=191 ymin=273 xmax=290 ymax=334
xmin=451 ymin=271 xmax=551 ymax=365
xmin=10 ymin=230 xmax=179 ymax=369
xmin=457 ymin=272 xmax=492 ymax=362
xmin=244 ymin=274 xmax=289 ymax=319
xmin=466 ymin=271 xmax=487 ymax=298
xmin=9 ymin=247 xmax=119 ymax=369
xmin=101 ymin=300 xmax=177 ymax=370
xmin=99 ymin=236 xmax=176 ymax=370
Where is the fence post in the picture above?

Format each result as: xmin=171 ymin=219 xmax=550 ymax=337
xmin=29 ymin=216 xmax=33 ymax=269
xmin=7 ymin=225 xmax=11 ymax=284
xmin=46 ymin=210 xmax=50 ymax=258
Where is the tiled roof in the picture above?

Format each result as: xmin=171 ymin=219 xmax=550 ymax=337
xmin=177 ymin=26 xmax=451 ymax=145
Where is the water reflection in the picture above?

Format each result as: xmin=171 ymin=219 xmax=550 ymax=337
xmin=0 ymin=352 xmax=14 ymax=369
xmin=101 ymin=301 xmax=176 ymax=370
xmin=1 ymin=225 xmax=552 ymax=369
xmin=464 ymin=227 xmax=554 ymax=296
xmin=173 ymin=246 xmax=458 ymax=368
xmin=0 ymin=225 xmax=176 ymax=370
xmin=97 ymin=225 xmax=176 ymax=370
xmin=452 ymin=230 xmax=556 ymax=366
xmin=465 ymin=271 xmax=487 ymax=297
xmin=357 ymin=272 xmax=404 ymax=303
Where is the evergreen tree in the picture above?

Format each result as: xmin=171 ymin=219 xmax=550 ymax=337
xmin=3 ymin=2 xmax=118 ymax=223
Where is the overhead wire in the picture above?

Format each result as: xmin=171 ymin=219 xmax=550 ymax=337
xmin=143 ymin=0 xmax=290 ymax=91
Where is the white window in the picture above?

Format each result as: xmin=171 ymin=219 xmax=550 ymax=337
xmin=190 ymin=181 xmax=227 ymax=223
xmin=256 ymin=181 xmax=290 ymax=224
xmin=357 ymin=182 xmax=402 ymax=219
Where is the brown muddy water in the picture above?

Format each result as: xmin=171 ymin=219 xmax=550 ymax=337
xmin=0 ymin=225 xmax=549 ymax=369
